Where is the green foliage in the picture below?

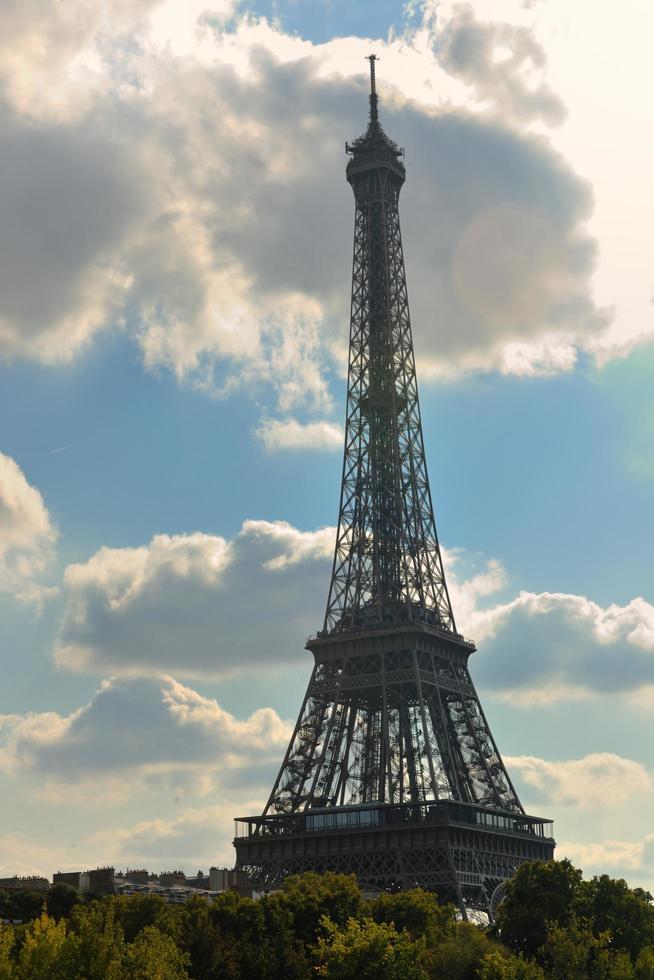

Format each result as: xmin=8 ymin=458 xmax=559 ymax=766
xmin=539 ymin=915 xmax=636 ymax=980
xmin=635 ymin=947 xmax=654 ymax=979
xmin=495 ymin=860 xmax=654 ymax=971
xmin=14 ymin=911 xmax=76 ymax=980
xmin=314 ymin=915 xmax=428 ymax=979
xmin=276 ymin=872 xmax=362 ymax=945
xmin=177 ymin=897 xmax=222 ymax=980
xmin=0 ymin=888 xmax=44 ymax=924
xmin=68 ymin=899 xmax=126 ymax=979
xmin=45 ymin=884 xmax=81 ymax=921
xmin=123 ymin=925 xmax=190 ymax=979
xmin=111 ymin=893 xmax=181 ymax=944
xmin=579 ymin=877 xmax=654 ymax=961
xmin=179 ymin=889 xmax=307 ymax=980
xmin=0 ymin=883 xmax=80 ymax=922
xmin=428 ymin=920 xmax=512 ymax=979
xmin=2 ymin=902 xmax=188 ymax=979
xmin=211 ymin=891 xmax=297 ymax=979
xmin=478 ymin=949 xmax=546 ymax=979
xmin=258 ymin=891 xmax=309 ymax=979
xmin=370 ymin=887 xmax=455 ymax=941
xmin=0 ymin=885 xmax=79 ymax=925
xmin=0 ymin=865 xmax=651 ymax=979
xmin=493 ymin=859 xmax=584 ymax=959
xmin=0 ymin=925 xmax=14 ymax=980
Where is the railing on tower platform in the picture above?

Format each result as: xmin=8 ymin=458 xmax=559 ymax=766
xmin=235 ymin=799 xmax=554 ymax=842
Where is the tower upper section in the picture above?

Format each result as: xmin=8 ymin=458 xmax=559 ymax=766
xmin=322 ymin=58 xmax=456 ymax=638
xmin=346 ymin=55 xmax=405 ymax=189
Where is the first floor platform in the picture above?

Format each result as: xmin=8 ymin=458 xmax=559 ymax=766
xmin=234 ymin=799 xmax=555 ymax=914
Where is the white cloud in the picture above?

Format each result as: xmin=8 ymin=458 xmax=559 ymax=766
xmin=0 ymin=451 xmax=57 ymax=603
xmin=0 ymin=0 xmax=237 ymax=119
xmin=0 ymin=0 xmax=631 ymax=410
xmin=504 ymin=751 xmax=654 ymax=889
xmin=50 ymin=498 xmax=654 ymax=709
xmin=0 ymin=832 xmax=71 ymax=879
xmin=556 ymin=834 xmax=654 ymax=890
xmin=92 ymin=803 xmax=245 ymax=870
xmin=146 ymin=0 xmax=237 ymax=59
xmin=471 ymin=591 xmax=654 ymax=703
xmin=0 ymin=674 xmax=290 ymax=801
xmin=256 ymin=417 xmax=342 ymax=452
xmin=442 ymin=549 xmax=508 ymax=635
xmin=432 ymin=0 xmax=654 ymax=363
xmin=0 ymin=103 xmax=147 ymax=363
xmin=437 ymin=4 xmax=565 ymax=126
xmin=54 ymin=515 xmax=654 ymax=708
xmin=54 ymin=520 xmax=333 ymax=678
xmin=507 ymin=753 xmax=654 ymax=810
xmin=561 ymin=839 xmax=645 ymax=873
xmin=0 ymin=810 xmax=245 ymax=878
xmin=0 ymin=0 xmax=146 ymax=119
xmin=0 ymin=669 xmax=289 ymax=873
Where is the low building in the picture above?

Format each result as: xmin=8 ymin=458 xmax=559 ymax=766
xmin=114 ymin=881 xmax=160 ymax=897
xmin=125 ymin=869 xmax=150 ymax=886
xmin=0 ymin=876 xmax=49 ymax=892
xmin=114 ymin=880 xmax=222 ymax=906
xmin=159 ymin=871 xmax=186 ymax=888
xmin=209 ymin=868 xmax=251 ymax=898
xmin=53 ymin=871 xmax=81 ymax=889
xmin=184 ymin=872 xmax=209 ymax=890
xmin=80 ymin=867 xmax=115 ymax=896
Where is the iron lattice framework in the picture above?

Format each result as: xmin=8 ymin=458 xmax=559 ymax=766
xmin=325 ymin=77 xmax=453 ymax=637
xmin=234 ymin=57 xmax=554 ymax=915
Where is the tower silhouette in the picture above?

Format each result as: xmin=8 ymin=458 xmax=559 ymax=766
xmin=234 ymin=57 xmax=554 ymax=915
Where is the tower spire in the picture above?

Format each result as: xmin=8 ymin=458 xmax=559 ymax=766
xmin=367 ymin=53 xmax=379 ymax=129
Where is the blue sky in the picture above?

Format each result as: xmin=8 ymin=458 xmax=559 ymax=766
xmin=1 ymin=0 xmax=654 ymax=885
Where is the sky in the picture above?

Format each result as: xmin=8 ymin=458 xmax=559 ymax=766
xmin=1 ymin=0 xmax=654 ymax=887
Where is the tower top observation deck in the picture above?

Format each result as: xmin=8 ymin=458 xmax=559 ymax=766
xmin=346 ymin=54 xmax=405 ymax=183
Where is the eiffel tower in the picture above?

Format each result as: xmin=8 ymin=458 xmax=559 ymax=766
xmin=234 ymin=57 xmax=554 ymax=915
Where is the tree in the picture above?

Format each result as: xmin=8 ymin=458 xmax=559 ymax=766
xmin=0 ymin=889 xmax=43 ymax=924
xmin=260 ymin=892 xmax=310 ymax=979
xmin=276 ymin=873 xmax=362 ymax=945
xmin=207 ymin=889 xmax=307 ymax=980
xmin=314 ymin=916 xmax=428 ymax=980
xmin=478 ymin=949 xmax=546 ymax=980
xmin=579 ymin=876 xmax=654 ymax=961
xmin=67 ymin=900 xmax=125 ymax=979
xmin=177 ymin=897 xmax=222 ymax=980
xmin=212 ymin=891 xmax=277 ymax=979
xmin=0 ymin=924 xmax=14 ymax=980
xmin=112 ymin=894 xmax=181 ymax=944
xmin=45 ymin=884 xmax=80 ymax=921
xmin=429 ymin=921 xmax=512 ymax=980
xmin=370 ymin=889 xmax=455 ymax=942
xmin=635 ymin=947 xmax=654 ymax=979
xmin=539 ymin=915 xmax=635 ymax=980
xmin=124 ymin=925 xmax=190 ymax=979
xmin=493 ymin=859 xmax=584 ymax=959
xmin=14 ymin=911 xmax=77 ymax=980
